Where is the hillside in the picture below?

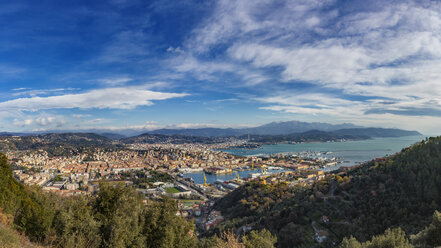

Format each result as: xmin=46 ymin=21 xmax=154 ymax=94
xmin=332 ymin=128 xmax=421 ymax=137
xmin=149 ymin=121 xmax=360 ymax=136
xmin=0 ymin=211 xmax=41 ymax=248
xmin=0 ymin=133 xmax=119 ymax=156
xmin=148 ymin=121 xmax=420 ymax=137
xmin=120 ymin=133 xmax=232 ymax=144
xmin=243 ymin=130 xmax=370 ymax=143
xmin=213 ymin=137 xmax=441 ymax=247
xmin=123 ymin=128 xmax=422 ymax=146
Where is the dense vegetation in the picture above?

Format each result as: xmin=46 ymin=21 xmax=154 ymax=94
xmin=0 ymin=153 xmax=276 ymax=248
xmin=214 ymin=137 xmax=441 ymax=247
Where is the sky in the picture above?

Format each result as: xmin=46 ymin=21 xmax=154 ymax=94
xmin=1 ymin=0 xmax=441 ymax=134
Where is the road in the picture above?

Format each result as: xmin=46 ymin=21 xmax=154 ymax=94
xmin=172 ymin=175 xmax=208 ymax=200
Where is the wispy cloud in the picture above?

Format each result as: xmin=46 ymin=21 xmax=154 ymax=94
xmin=11 ymin=88 xmax=80 ymax=97
xmin=97 ymin=31 xmax=150 ymax=63
xmin=0 ymin=87 xmax=188 ymax=112
xmin=97 ymin=77 xmax=133 ymax=86
xmin=0 ymin=65 xmax=26 ymax=76
xmin=180 ymin=0 xmax=441 ymax=124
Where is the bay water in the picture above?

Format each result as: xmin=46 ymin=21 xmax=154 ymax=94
xmin=184 ymin=136 xmax=426 ymax=184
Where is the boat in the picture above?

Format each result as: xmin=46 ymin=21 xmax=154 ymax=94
xmin=204 ymin=167 xmax=233 ymax=175
xmin=248 ymin=172 xmax=262 ymax=179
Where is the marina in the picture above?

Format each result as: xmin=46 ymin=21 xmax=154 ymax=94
xmin=182 ymin=167 xmax=289 ymax=184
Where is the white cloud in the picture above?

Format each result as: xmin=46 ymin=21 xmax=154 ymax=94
xmin=188 ymin=0 xmax=335 ymax=52
xmin=12 ymin=88 xmax=80 ymax=97
xmin=0 ymin=87 xmax=188 ymax=112
xmin=184 ymin=0 xmax=441 ymax=124
xmin=13 ymin=118 xmax=33 ymax=127
xmin=73 ymin=114 xmax=91 ymax=119
xmin=35 ymin=116 xmax=56 ymax=126
xmin=0 ymin=65 xmax=26 ymax=76
xmin=171 ymin=55 xmax=269 ymax=85
xmin=257 ymin=91 xmax=441 ymax=133
xmin=97 ymin=31 xmax=150 ymax=63
xmin=166 ymin=46 xmax=184 ymax=54
xmin=97 ymin=77 xmax=132 ymax=86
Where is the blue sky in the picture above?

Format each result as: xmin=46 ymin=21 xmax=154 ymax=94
xmin=1 ymin=0 xmax=441 ymax=134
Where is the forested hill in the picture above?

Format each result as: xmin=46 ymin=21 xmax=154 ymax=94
xmin=214 ymin=137 xmax=441 ymax=247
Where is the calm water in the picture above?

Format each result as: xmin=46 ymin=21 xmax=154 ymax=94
xmin=184 ymin=136 xmax=426 ymax=184
xmin=183 ymin=168 xmax=287 ymax=184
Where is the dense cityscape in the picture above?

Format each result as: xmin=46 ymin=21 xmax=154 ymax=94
xmin=2 ymin=133 xmax=344 ymax=238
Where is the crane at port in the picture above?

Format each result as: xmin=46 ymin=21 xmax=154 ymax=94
xmin=203 ymin=172 xmax=207 ymax=186
xmin=236 ymin=172 xmax=240 ymax=183
xmin=261 ymin=164 xmax=268 ymax=175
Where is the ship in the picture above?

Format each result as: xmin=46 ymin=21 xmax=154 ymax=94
xmin=204 ymin=167 xmax=233 ymax=175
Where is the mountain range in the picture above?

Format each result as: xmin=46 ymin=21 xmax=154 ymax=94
xmin=0 ymin=121 xmax=421 ymax=141
xmin=147 ymin=121 xmax=361 ymax=137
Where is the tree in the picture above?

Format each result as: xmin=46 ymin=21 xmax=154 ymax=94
xmin=412 ymin=210 xmax=441 ymax=247
xmin=143 ymin=198 xmax=197 ymax=248
xmin=52 ymin=196 xmax=100 ymax=248
xmin=94 ymin=183 xmax=145 ymax=248
xmin=366 ymin=228 xmax=412 ymax=248
xmin=199 ymin=231 xmax=244 ymax=248
xmin=243 ymin=229 xmax=277 ymax=248
xmin=340 ymin=228 xmax=412 ymax=248
xmin=340 ymin=236 xmax=362 ymax=248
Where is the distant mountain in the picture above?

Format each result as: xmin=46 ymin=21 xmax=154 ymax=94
xmin=244 ymin=128 xmax=421 ymax=144
xmin=332 ymin=128 xmax=421 ymax=137
xmin=0 ymin=121 xmax=421 ymax=138
xmin=248 ymin=121 xmax=359 ymax=135
xmin=123 ymin=128 xmax=422 ymax=145
xmin=245 ymin=129 xmax=371 ymax=143
xmin=121 ymin=133 xmax=231 ymax=144
xmin=148 ymin=121 xmax=421 ymax=138
xmin=98 ymin=132 xmax=127 ymax=140
xmin=149 ymin=121 xmax=360 ymax=137
xmin=0 ymin=132 xmax=29 ymax=136
xmin=148 ymin=128 xmax=243 ymax=137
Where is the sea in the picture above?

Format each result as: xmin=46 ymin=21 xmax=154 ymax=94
xmin=183 ymin=135 xmax=426 ymax=184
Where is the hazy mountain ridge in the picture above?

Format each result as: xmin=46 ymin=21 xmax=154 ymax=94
xmin=0 ymin=121 xmax=421 ymax=138
xmin=131 ymin=128 xmax=421 ymax=145
xmin=120 ymin=133 xmax=232 ymax=144
xmin=0 ymin=122 xmax=421 ymax=149
xmin=332 ymin=128 xmax=421 ymax=137
xmin=149 ymin=121 xmax=361 ymax=136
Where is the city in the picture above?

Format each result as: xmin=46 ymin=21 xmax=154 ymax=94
xmin=3 ymin=134 xmax=346 ymax=236
xmin=1 ymin=0 xmax=441 ymax=247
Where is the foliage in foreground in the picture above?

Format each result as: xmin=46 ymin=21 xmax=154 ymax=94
xmin=339 ymin=211 xmax=441 ymax=248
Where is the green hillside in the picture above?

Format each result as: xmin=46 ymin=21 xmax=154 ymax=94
xmin=214 ymin=137 xmax=441 ymax=247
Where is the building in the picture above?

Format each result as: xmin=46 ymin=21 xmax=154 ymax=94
xmin=315 ymin=230 xmax=329 ymax=243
